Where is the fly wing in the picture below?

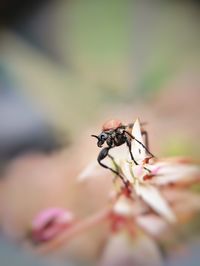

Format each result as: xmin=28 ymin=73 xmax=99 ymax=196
xmin=130 ymin=118 xmax=146 ymax=164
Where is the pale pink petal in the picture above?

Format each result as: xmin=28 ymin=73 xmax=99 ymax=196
xmin=134 ymin=184 xmax=176 ymax=223
xmin=32 ymin=208 xmax=73 ymax=229
xmin=77 ymin=161 xmax=103 ymax=181
xmin=162 ymin=189 xmax=200 ymax=216
xmin=132 ymin=164 xmax=148 ymax=181
xmin=130 ymin=118 xmax=146 ymax=164
xmin=136 ymin=214 xmax=168 ymax=237
xmin=113 ymin=196 xmax=134 ymax=217
xmin=99 ymin=232 xmax=163 ymax=266
xmin=148 ymin=162 xmax=200 ymax=186
xmin=31 ymin=208 xmax=74 ymax=243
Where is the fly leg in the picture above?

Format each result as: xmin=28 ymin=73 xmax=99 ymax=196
xmin=125 ymin=139 xmax=138 ymax=165
xmin=141 ymin=130 xmax=155 ymax=163
xmin=108 ymin=154 xmax=131 ymax=195
xmin=125 ymin=132 xmax=152 ymax=173
xmin=97 ymin=147 xmax=126 ymax=184
xmin=141 ymin=130 xmax=149 ymax=151
xmin=124 ymin=130 xmax=155 ymax=158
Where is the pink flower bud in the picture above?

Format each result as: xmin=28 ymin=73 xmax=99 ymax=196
xmin=31 ymin=207 xmax=74 ymax=244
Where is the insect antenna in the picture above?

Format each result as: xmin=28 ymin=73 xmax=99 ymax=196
xmin=91 ymin=135 xmax=100 ymax=140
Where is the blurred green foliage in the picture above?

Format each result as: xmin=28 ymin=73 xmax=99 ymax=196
xmin=0 ymin=0 xmax=199 ymax=151
xmin=161 ymin=136 xmax=200 ymax=158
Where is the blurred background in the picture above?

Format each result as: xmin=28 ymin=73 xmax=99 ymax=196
xmin=0 ymin=0 xmax=200 ymax=265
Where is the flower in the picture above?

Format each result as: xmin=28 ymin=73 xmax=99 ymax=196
xmin=115 ymin=119 xmax=200 ymax=224
xmin=31 ymin=118 xmax=200 ymax=256
xmin=30 ymin=207 xmax=74 ymax=244
xmin=78 ymin=118 xmax=200 ymax=230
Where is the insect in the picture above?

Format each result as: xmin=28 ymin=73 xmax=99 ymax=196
xmin=91 ymin=119 xmax=154 ymax=183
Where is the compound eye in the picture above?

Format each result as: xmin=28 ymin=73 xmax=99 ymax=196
xmin=100 ymin=132 xmax=107 ymax=140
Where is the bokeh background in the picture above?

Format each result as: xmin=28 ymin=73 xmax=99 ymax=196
xmin=0 ymin=0 xmax=199 ymax=265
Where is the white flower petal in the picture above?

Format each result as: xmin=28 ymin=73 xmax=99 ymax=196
xmin=77 ymin=154 xmax=122 ymax=182
xmin=131 ymin=118 xmax=146 ymax=163
xmin=109 ymin=145 xmax=129 ymax=163
xmin=134 ymin=184 xmax=176 ymax=223
xmin=148 ymin=162 xmax=200 ymax=186
xmin=100 ymin=232 xmax=163 ymax=266
xmin=113 ymin=196 xmax=133 ymax=217
xmin=113 ymin=196 xmax=149 ymax=217
xmin=77 ymin=161 xmax=103 ymax=181
xmin=136 ymin=214 xmax=168 ymax=237
xmin=132 ymin=165 xmax=148 ymax=182
xmin=120 ymin=161 xmax=134 ymax=183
